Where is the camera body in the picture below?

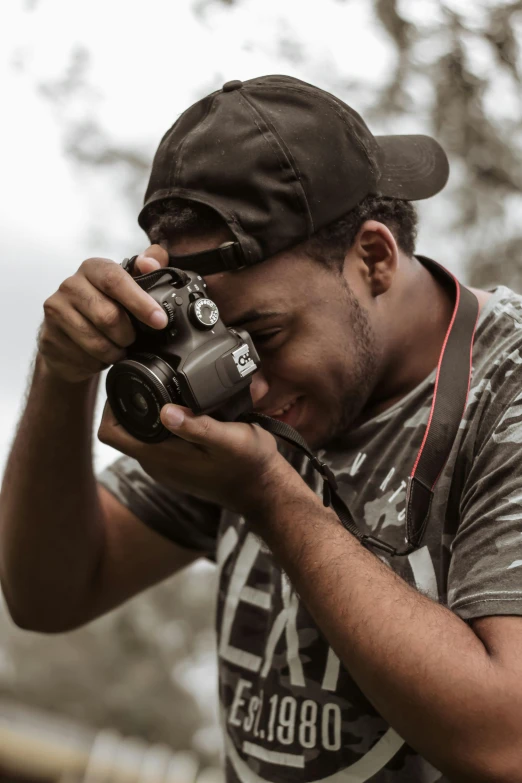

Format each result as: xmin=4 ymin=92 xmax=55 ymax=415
xmin=106 ymin=266 xmax=260 ymax=442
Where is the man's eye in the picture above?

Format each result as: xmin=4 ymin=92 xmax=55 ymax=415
xmin=251 ymin=330 xmax=280 ymax=344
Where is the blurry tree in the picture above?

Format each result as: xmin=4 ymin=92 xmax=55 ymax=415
xmin=36 ymin=46 xmax=151 ymax=222
xmin=368 ymin=0 xmax=522 ymax=290
xmin=0 ymin=561 xmax=221 ymax=764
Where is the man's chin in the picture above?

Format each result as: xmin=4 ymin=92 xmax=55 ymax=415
xmin=269 ymin=399 xmax=363 ymax=452
xmin=300 ymin=422 xmax=340 ymax=452
xmin=314 ymin=404 xmax=368 ymax=451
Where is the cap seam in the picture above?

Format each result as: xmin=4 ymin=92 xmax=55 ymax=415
xmin=237 ymin=91 xmax=314 ymax=235
xmin=172 ymin=94 xmax=217 ymax=186
xmin=240 ymin=91 xmax=315 ymax=234
xmin=251 ymin=83 xmax=379 ymax=179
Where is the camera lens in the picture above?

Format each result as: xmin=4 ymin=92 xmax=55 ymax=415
xmin=106 ymin=354 xmax=182 ymax=442
xmin=130 ymin=392 xmax=149 ymax=416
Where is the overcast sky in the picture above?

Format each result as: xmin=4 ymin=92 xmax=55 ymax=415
xmin=0 ymin=0 xmax=472 ymax=475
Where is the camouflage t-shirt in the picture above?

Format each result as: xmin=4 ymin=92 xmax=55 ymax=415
xmin=99 ymin=284 xmax=522 ymax=783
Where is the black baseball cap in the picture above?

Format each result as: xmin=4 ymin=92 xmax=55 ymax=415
xmin=138 ymin=74 xmax=449 ymax=275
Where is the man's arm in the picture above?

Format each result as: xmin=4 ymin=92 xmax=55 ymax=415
xmin=251 ymin=474 xmax=521 ymax=783
xmin=0 ymin=355 xmax=201 ymax=633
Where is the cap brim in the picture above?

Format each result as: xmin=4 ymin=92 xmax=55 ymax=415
xmin=374 ymin=134 xmax=449 ymax=201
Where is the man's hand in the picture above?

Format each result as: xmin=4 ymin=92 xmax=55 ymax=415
xmin=38 ymin=246 xmax=171 ymax=384
xmin=98 ymin=401 xmax=300 ymax=517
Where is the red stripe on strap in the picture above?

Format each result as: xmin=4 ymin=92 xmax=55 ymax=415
xmin=410 ymin=276 xmax=461 ymax=482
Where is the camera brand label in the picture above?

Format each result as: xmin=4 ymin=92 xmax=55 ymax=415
xmin=233 ymin=344 xmax=257 ymax=377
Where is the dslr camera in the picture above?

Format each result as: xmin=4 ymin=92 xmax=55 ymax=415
xmin=106 ymin=262 xmax=260 ymax=443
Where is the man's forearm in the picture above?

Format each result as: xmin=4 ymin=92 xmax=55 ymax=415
xmin=254 ymin=472 xmax=515 ymax=782
xmin=0 ymin=353 xmax=104 ymax=631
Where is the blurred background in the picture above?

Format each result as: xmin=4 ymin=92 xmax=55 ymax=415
xmin=2 ymin=0 xmax=522 ymax=779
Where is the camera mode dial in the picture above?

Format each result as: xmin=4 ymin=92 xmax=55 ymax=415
xmin=188 ymin=297 xmax=219 ymax=330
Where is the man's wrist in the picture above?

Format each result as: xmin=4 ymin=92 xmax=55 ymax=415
xmin=246 ymin=452 xmax=326 ymax=533
xmin=35 ymin=351 xmax=99 ymax=392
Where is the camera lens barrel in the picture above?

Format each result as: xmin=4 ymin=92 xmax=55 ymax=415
xmin=106 ymin=354 xmax=182 ymax=443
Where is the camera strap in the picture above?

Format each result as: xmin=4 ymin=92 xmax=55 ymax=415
xmin=240 ymin=257 xmax=480 ymax=557
xmin=121 ymin=261 xmax=189 ymax=289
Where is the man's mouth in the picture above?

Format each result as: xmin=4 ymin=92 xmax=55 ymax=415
xmin=262 ymin=397 xmax=303 ymax=427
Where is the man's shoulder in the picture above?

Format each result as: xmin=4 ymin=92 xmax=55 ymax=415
xmin=466 ymin=285 xmax=522 ymax=434
xmin=478 ymin=284 xmax=522 ymax=326
xmin=473 ymin=285 xmax=522 ymax=374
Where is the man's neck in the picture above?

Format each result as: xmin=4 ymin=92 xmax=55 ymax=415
xmin=356 ymin=257 xmax=491 ymax=426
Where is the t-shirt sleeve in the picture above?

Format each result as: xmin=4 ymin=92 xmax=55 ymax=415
xmin=97 ymin=456 xmax=222 ymax=559
xmin=447 ymin=383 xmax=522 ymax=620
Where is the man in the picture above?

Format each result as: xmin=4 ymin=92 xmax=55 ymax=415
xmin=1 ymin=74 xmax=521 ymax=782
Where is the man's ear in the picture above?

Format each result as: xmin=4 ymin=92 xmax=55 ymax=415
xmin=350 ymin=220 xmax=399 ymax=297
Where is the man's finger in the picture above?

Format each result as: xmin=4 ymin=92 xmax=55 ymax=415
xmin=82 ymin=259 xmax=168 ymax=330
xmin=161 ymin=404 xmax=235 ymax=449
xmin=135 ymin=257 xmax=161 ymax=275
xmin=98 ymin=401 xmax=148 ymax=455
xmin=134 ymin=244 xmax=170 ymax=276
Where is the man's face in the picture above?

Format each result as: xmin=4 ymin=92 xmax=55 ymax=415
xmin=164 ymin=234 xmax=382 ymax=451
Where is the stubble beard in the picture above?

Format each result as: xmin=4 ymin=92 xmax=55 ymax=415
xmin=319 ymin=286 xmax=381 ymax=450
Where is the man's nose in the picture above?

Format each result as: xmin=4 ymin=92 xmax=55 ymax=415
xmin=249 ymin=369 xmax=270 ymax=405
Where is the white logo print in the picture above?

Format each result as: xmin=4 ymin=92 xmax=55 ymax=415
xmin=233 ymin=344 xmax=257 ymax=377
xmin=217 ymin=522 xmax=441 ymax=783
xmin=349 ymin=452 xmax=367 ymax=476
